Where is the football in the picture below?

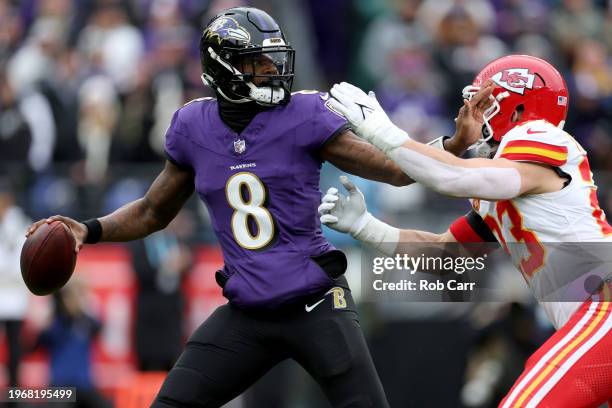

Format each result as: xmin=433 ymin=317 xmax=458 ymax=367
xmin=20 ymin=221 xmax=77 ymax=296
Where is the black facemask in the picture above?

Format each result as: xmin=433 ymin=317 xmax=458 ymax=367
xmin=217 ymin=93 xmax=272 ymax=134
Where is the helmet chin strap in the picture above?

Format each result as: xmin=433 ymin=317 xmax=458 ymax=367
xmin=205 ymin=47 xmax=286 ymax=105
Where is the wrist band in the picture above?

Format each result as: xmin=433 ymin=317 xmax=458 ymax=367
xmin=82 ymin=218 xmax=102 ymax=244
xmin=427 ymin=136 xmax=450 ymax=151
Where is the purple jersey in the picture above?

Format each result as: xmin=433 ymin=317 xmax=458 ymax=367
xmin=165 ymin=91 xmax=348 ymax=308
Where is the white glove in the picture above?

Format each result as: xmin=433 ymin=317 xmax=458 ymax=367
xmin=318 ymin=176 xmax=400 ymax=256
xmin=319 ymin=176 xmax=369 ymax=235
xmin=328 ymin=82 xmax=410 ymax=154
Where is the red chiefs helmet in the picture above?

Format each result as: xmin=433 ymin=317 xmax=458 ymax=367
xmin=463 ymin=55 xmax=569 ymax=145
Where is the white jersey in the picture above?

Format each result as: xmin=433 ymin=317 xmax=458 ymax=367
xmin=472 ymin=120 xmax=612 ymax=329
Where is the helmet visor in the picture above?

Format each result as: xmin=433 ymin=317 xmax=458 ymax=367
xmin=231 ymin=47 xmax=295 ymax=87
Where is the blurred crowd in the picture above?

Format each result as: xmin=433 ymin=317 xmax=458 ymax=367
xmin=1 ymin=0 xmax=612 ymax=406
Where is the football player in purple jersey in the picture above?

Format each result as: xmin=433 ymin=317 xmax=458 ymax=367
xmin=27 ymin=7 xmax=492 ymax=407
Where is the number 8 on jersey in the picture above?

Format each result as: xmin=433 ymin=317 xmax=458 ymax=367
xmin=226 ymin=172 xmax=275 ymax=250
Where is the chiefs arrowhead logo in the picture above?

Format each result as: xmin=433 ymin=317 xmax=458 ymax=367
xmin=491 ymin=68 xmax=536 ymax=95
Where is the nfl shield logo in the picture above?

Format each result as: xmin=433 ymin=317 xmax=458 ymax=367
xmin=234 ymin=139 xmax=246 ymax=154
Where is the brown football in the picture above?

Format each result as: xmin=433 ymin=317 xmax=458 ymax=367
xmin=20 ymin=221 xmax=77 ymax=296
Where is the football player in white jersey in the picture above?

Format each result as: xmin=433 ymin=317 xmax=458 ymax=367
xmin=320 ymin=55 xmax=612 ymax=407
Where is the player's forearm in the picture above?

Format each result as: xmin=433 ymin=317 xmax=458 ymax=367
xmin=322 ymin=131 xmax=414 ymax=186
xmin=393 ymin=229 xmax=457 ymax=262
xmin=98 ymin=197 xmax=168 ymax=242
xmin=387 ymin=140 xmax=521 ymax=200
xmin=398 ymin=228 xmax=448 ymax=244
xmin=349 ymin=140 xmax=414 ymax=186
xmin=352 ymin=215 xmax=455 ymax=257
xmin=443 ymin=136 xmax=470 ymax=157
xmin=324 ymin=130 xmax=466 ymax=187
xmin=337 ymin=151 xmax=413 ymax=187
xmin=329 ymin=133 xmax=466 ymax=187
xmin=349 ymin=213 xmax=401 ymax=256
xmin=95 ymin=161 xmax=194 ymax=242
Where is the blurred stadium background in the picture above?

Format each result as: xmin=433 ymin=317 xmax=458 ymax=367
xmin=1 ymin=0 xmax=611 ymax=407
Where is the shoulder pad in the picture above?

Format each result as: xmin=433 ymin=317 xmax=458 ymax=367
xmin=183 ymin=97 xmax=216 ymax=107
xmin=498 ymin=121 xmax=569 ymax=166
xmin=291 ymin=90 xmax=320 ymax=96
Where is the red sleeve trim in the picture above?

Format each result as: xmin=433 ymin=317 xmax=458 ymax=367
xmin=499 ymin=140 xmax=568 ymax=167
xmin=499 ymin=152 xmax=567 ymax=167
xmin=450 ymin=216 xmax=484 ymax=243
xmin=504 ymin=140 xmax=567 ymax=153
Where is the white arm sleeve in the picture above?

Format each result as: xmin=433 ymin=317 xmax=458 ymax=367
xmin=351 ymin=213 xmax=400 ymax=257
xmin=388 ymin=147 xmax=522 ymax=200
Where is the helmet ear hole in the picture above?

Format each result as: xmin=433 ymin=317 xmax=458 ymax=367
xmin=511 ymin=104 xmax=525 ymax=123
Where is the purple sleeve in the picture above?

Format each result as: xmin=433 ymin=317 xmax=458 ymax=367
xmin=164 ymin=109 xmax=192 ymax=170
xmin=310 ymin=92 xmax=349 ymax=149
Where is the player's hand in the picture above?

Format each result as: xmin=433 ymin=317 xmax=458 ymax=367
xmin=448 ymin=80 xmax=495 ymax=154
xmin=328 ymin=82 xmax=409 ymax=154
xmin=26 ymin=216 xmax=88 ymax=253
xmin=318 ymin=176 xmax=370 ymax=236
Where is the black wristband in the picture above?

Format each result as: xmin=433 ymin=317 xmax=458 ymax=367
xmin=82 ymin=218 xmax=102 ymax=244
